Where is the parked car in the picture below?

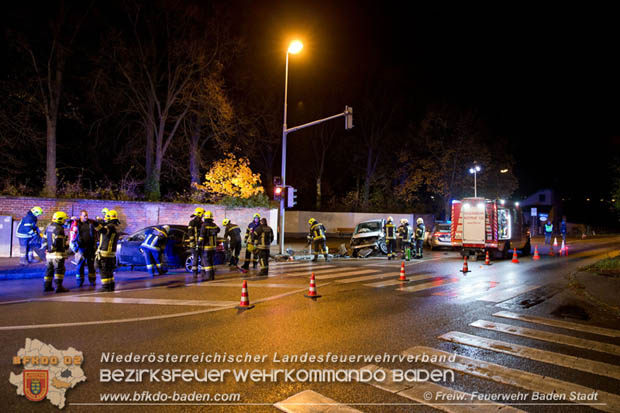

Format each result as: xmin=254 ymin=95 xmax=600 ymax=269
xmin=350 ymin=218 xmax=387 ymax=257
xmin=427 ymin=221 xmax=453 ymax=250
xmin=116 ymin=224 xmax=229 ymax=272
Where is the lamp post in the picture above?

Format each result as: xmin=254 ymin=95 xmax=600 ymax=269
xmin=280 ymin=40 xmax=303 ymax=254
xmin=469 ymin=164 xmax=481 ymax=197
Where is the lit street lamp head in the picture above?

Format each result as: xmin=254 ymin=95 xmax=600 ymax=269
xmin=288 ymin=40 xmax=303 ymax=54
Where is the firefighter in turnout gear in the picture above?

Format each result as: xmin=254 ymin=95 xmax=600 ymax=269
xmin=308 ymin=218 xmax=329 ymax=262
xmin=44 ymin=211 xmax=70 ymax=293
xmin=384 ymin=216 xmax=397 ymax=260
xmin=94 ymin=210 xmax=121 ymax=292
xmin=241 ymin=213 xmax=261 ymax=270
xmin=140 ymin=225 xmax=169 ymax=277
xmin=398 ymin=219 xmax=412 ymax=261
xmin=187 ymin=207 xmax=204 ymax=278
xmin=17 ymin=206 xmax=44 ymax=265
xmin=199 ymin=211 xmax=220 ymax=281
xmin=253 ymin=218 xmax=274 ymax=276
xmin=413 ymin=217 xmax=425 ymax=259
xmin=223 ymin=219 xmax=242 ymax=268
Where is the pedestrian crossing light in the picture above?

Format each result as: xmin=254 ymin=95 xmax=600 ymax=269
xmin=345 ymin=106 xmax=353 ymax=130
xmin=287 ymin=187 xmax=297 ymax=208
xmin=274 ymin=186 xmax=284 ymax=201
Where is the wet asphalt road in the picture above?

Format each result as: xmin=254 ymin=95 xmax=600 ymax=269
xmin=0 ymin=237 xmax=619 ymax=412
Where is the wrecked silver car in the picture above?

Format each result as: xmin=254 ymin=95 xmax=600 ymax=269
xmin=350 ymin=218 xmax=387 ymax=257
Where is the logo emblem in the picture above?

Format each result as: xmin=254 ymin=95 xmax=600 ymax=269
xmin=24 ymin=370 xmax=48 ymax=402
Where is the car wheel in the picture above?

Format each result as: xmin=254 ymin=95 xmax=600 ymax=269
xmin=351 ymin=249 xmax=359 ymax=258
xmin=378 ymin=240 xmax=388 ymax=255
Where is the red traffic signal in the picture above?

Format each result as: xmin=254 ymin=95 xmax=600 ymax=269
xmin=274 ymin=186 xmax=284 ymax=201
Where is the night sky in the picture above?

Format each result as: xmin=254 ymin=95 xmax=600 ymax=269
xmin=2 ymin=1 xmax=619 ymax=220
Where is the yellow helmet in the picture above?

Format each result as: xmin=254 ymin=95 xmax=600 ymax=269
xmin=105 ymin=210 xmax=118 ymax=220
xmin=222 ymin=218 xmax=230 ymax=226
xmin=52 ymin=211 xmax=68 ymax=224
xmin=204 ymin=210 xmax=213 ymax=219
xmin=101 ymin=208 xmax=109 ymax=216
xmin=253 ymin=213 xmax=260 ymax=219
xmin=31 ymin=206 xmax=43 ymax=216
xmin=194 ymin=207 xmax=205 ymax=217
xmin=308 ymin=218 xmax=316 ymax=226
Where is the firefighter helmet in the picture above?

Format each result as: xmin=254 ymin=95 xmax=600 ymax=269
xmin=308 ymin=218 xmax=316 ymax=226
xmin=52 ymin=211 xmax=68 ymax=224
xmin=194 ymin=207 xmax=205 ymax=217
xmin=222 ymin=218 xmax=230 ymax=226
xmin=162 ymin=225 xmax=170 ymax=233
xmin=31 ymin=206 xmax=43 ymax=216
xmin=106 ymin=210 xmax=118 ymax=220
xmin=416 ymin=218 xmax=424 ymax=224
xmin=387 ymin=216 xmax=393 ymax=223
xmin=253 ymin=213 xmax=260 ymax=219
xmin=101 ymin=208 xmax=109 ymax=216
xmin=403 ymin=218 xmax=409 ymax=224
xmin=204 ymin=210 xmax=213 ymax=219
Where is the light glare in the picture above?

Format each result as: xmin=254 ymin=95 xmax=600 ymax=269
xmin=288 ymin=40 xmax=303 ymax=54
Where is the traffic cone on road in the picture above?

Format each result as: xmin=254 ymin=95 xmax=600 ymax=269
xmin=305 ymin=273 xmax=321 ymax=299
xmin=512 ymin=248 xmax=520 ymax=263
xmin=560 ymin=240 xmax=566 ymax=256
xmin=484 ymin=251 xmax=492 ymax=265
xmin=236 ymin=280 xmax=254 ymax=310
xmin=553 ymin=237 xmax=558 ymax=248
xmin=460 ymin=256 xmax=470 ymax=273
xmin=399 ymin=262 xmax=408 ymax=281
xmin=532 ymin=245 xmax=540 ymax=260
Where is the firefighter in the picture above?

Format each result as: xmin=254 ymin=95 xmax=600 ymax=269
xmin=199 ymin=211 xmax=220 ymax=281
xmin=140 ymin=225 xmax=169 ymax=277
xmin=99 ymin=207 xmax=109 ymax=221
xmin=241 ymin=213 xmax=261 ymax=270
xmin=398 ymin=218 xmax=412 ymax=261
xmin=413 ymin=217 xmax=425 ymax=259
xmin=384 ymin=216 xmax=397 ymax=260
xmin=308 ymin=218 xmax=329 ymax=262
xmin=44 ymin=211 xmax=70 ymax=293
xmin=253 ymin=218 xmax=274 ymax=276
xmin=16 ymin=206 xmax=44 ymax=265
xmin=187 ymin=207 xmax=204 ymax=279
xmin=74 ymin=210 xmax=97 ymax=286
xmin=94 ymin=209 xmax=121 ymax=292
xmin=223 ymin=219 xmax=242 ymax=268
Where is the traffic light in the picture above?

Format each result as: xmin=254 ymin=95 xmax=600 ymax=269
xmin=287 ymin=187 xmax=297 ymax=208
xmin=345 ymin=106 xmax=353 ymax=130
xmin=274 ymin=186 xmax=284 ymax=201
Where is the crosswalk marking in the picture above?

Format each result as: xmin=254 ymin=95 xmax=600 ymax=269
xmin=46 ymin=296 xmax=238 ymax=307
xmin=439 ymin=331 xmax=620 ymax=380
xmin=267 ymin=265 xmax=340 ymax=275
xmin=193 ymin=282 xmax=303 ymax=289
xmin=398 ymin=278 xmax=457 ymax=292
xmin=315 ymin=269 xmax=379 ymax=280
xmin=476 ymin=285 xmax=540 ymax=302
xmin=364 ymin=274 xmax=436 ymax=288
xmin=336 ymin=272 xmax=399 ymax=284
xmin=358 ymin=364 xmax=525 ymax=412
xmin=432 ymin=280 xmax=499 ymax=298
xmin=470 ymin=319 xmax=620 ymax=356
xmin=274 ymin=390 xmax=362 ymax=413
xmin=493 ymin=311 xmax=620 ymax=338
xmin=402 ymin=346 xmax=620 ymax=413
xmin=270 ymin=262 xmax=331 ymax=269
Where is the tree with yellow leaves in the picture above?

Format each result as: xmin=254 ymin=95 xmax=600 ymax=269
xmin=194 ymin=153 xmax=265 ymax=203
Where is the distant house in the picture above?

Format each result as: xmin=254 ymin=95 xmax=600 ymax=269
xmin=520 ymin=189 xmax=563 ymax=235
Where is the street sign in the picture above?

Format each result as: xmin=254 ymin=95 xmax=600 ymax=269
xmin=531 ymin=207 xmax=537 ymax=216
xmin=539 ymin=213 xmax=548 ymax=222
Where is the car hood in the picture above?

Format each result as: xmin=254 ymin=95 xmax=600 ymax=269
xmin=352 ymin=231 xmax=382 ymax=240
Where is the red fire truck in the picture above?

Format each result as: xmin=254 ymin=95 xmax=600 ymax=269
xmin=451 ymin=197 xmax=531 ymax=259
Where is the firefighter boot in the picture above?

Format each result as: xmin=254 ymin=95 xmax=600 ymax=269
xmin=55 ymin=280 xmax=69 ymax=294
xmin=241 ymin=262 xmax=250 ymax=270
xmin=43 ymin=282 xmax=54 ymax=292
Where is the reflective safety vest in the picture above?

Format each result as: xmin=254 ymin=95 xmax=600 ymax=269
xmin=385 ymin=223 xmax=396 ymax=240
xmin=545 ymin=223 xmax=553 ymax=233
xmin=310 ymin=223 xmax=327 ymax=241
xmin=224 ymin=223 xmax=242 ymax=244
xmin=199 ymin=219 xmax=220 ymax=251
xmin=96 ymin=219 xmax=120 ymax=258
xmin=46 ymin=222 xmax=67 ymax=259
xmin=141 ymin=227 xmax=168 ymax=251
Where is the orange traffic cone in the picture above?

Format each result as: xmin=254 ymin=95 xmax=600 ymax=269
xmin=512 ymin=248 xmax=520 ymax=263
xmin=305 ymin=273 xmax=321 ymax=299
xmin=460 ymin=255 xmax=470 ymax=273
xmin=236 ymin=280 xmax=254 ymax=310
xmin=399 ymin=262 xmax=408 ymax=281
xmin=484 ymin=251 xmax=492 ymax=265
xmin=532 ymin=245 xmax=540 ymax=260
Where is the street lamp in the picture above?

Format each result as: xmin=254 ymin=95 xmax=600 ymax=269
xmin=469 ymin=164 xmax=481 ymax=197
xmin=280 ymin=40 xmax=303 ymax=254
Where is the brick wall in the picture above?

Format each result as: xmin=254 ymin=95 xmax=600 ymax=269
xmin=0 ymin=196 xmax=276 ymax=256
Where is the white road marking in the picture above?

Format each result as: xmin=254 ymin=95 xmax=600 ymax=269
xmin=336 ymin=272 xmax=399 ymax=284
xmin=476 ymin=285 xmax=541 ymax=302
xmin=315 ymin=269 xmax=379 ymax=280
xmin=45 ymin=296 xmax=239 ymax=307
xmin=267 ymin=265 xmax=342 ymax=275
xmin=192 ymin=282 xmax=304 ymax=289
xmin=470 ymin=319 xmax=620 ymax=356
xmin=274 ymin=390 xmax=362 ymax=413
xmin=493 ymin=311 xmax=620 ymax=338
xmin=358 ymin=364 xmax=525 ymax=412
xmin=364 ymin=274 xmax=436 ymax=288
xmin=397 ymin=278 xmax=457 ymax=292
xmin=402 ymin=346 xmax=620 ymax=413
xmin=366 ymin=257 xmax=443 ymax=267
xmin=439 ymin=331 xmax=620 ymax=380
